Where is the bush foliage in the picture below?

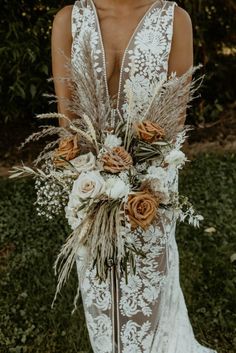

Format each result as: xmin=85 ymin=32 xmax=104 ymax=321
xmin=1 ymin=0 xmax=235 ymax=124
xmin=0 ymin=153 xmax=236 ymax=352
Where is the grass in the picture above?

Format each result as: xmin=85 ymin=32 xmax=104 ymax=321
xmin=0 ymin=153 xmax=235 ymax=353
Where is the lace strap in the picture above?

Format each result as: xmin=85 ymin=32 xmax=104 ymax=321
xmin=71 ymin=0 xmax=86 ymax=39
xmin=161 ymin=1 xmax=178 ymax=72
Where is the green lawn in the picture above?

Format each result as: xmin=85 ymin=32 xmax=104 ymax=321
xmin=0 ymin=153 xmax=235 ymax=353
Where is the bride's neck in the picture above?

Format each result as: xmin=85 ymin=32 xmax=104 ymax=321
xmin=94 ymin=0 xmax=154 ymax=9
xmin=99 ymin=0 xmax=135 ymax=4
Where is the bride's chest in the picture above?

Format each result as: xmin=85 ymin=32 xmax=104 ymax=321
xmin=97 ymin=7 xmax=151 ymax=60
xmin=100 ymin=24 xmax=135 ymax=60
xmin=97 ymin=16 xmax=140 ymax=97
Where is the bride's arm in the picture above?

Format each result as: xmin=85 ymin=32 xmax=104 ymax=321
xmin=168 ymin=6 xmax=194 ymax=127
xmin=51 ymin=5 xmax=75 ymax=128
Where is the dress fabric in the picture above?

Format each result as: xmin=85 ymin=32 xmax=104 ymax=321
xmin=71 ymin=1 xmax=217 ymax=352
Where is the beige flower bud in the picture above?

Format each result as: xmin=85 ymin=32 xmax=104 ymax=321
xmin=126 ymin=190 xmax=159 ymax=230
xmin=135 ymin=120 xmax=165 ymax=142
xmin=101 ymin=146 xmax=133 ymax=174
xmin=53 ymin=135 xmax=80 ymax=167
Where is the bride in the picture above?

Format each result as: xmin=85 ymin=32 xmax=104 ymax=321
xmin=50 ymin=1 xmax=217 ymax=352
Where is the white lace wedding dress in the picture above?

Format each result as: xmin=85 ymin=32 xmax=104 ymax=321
xmin=70 ymin=1 xmax=217 ymax=352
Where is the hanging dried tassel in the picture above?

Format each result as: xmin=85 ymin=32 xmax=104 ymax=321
xmin=51 ymin=201 xmax=125 ymax=312
xmin=85 ymin=201 xmax=123 ymax=281
xmin=51 ymin=219 xmax=92 ymax=310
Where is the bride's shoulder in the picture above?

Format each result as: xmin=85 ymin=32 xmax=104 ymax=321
xmin=172 ymin=3 xmax=192 ymax=29
xmin=52 ymin=5 xmax=74 ymax=40
xmin=168 ymin=2 xmax=193 ymax=76
xmin=53 ymin=5 xmax=74 ymax=26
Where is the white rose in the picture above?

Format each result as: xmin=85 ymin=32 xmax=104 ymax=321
xmin=70 ymin=152 xmax=96 ymax=173
xmin=72 ymin=171 xmax=105 ymax=200
xmin=164 ymin=149 xmax=188 ymax=168
xmin=104 ymin=134 xmax=122 ymax=148
xmin=105 ymin=177 xmax=130 ymax=199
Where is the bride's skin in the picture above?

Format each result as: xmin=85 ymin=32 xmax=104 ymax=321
xmin=51 ymin=0 xmax=193 ymax=127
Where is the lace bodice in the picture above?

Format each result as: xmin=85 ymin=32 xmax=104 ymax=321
xmin=71 ymin=0 xmax=177 ymax=124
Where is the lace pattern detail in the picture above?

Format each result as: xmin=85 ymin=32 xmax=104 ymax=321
xmin=121 ymin=2 xmax=176 ymax=117
xmin=71 ymin=1 xmax=177 ymax=117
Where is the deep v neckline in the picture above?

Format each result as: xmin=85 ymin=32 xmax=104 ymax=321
xmin=89 ymin=0 xmax=161 ymax=111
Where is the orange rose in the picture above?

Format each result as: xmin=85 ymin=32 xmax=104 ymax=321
xmin=101 ymin=146 xmax=133 ymax=173
xmin=53 ymin=135 xmax=80 ymax=167
xmin=135 ymin=120 xmax=165 ymax=142
xmin=126 ymin=191 xmax=159 ymax=230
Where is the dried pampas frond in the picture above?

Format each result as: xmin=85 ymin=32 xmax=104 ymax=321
xmin=49 ymin=31 xmax=111 ymax=132
xmin=143 ymin=65 xmax=204 ymax=140
xmin=34 ymin=138 xmax=62 ymax=166
xmin=9 ymin=163 xmax=48 ymax=179
xmin=123 ymin=64 xmax=204 ymax=141
xmin=18 ymin=32 xmax=111 ymax=167
xmin=19 ymin=125 xmax=68 ymax=151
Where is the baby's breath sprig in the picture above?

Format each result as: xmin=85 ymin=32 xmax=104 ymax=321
xmin=173 ymin=194 xmax=204 ymax=228
xmin=35 ymin=176 xmax=72 ymax=219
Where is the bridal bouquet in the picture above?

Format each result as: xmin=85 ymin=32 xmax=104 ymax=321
xmin=10 ymin=37 xmax=204 ymax=309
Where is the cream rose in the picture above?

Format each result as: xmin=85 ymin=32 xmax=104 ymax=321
xmin=65 ymin=191 xmax=86 ymax=230
xmin=72 ymin=171 xmax=105 ymax=200
xmin=70 ymin=152 xmax=96 ymax=173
